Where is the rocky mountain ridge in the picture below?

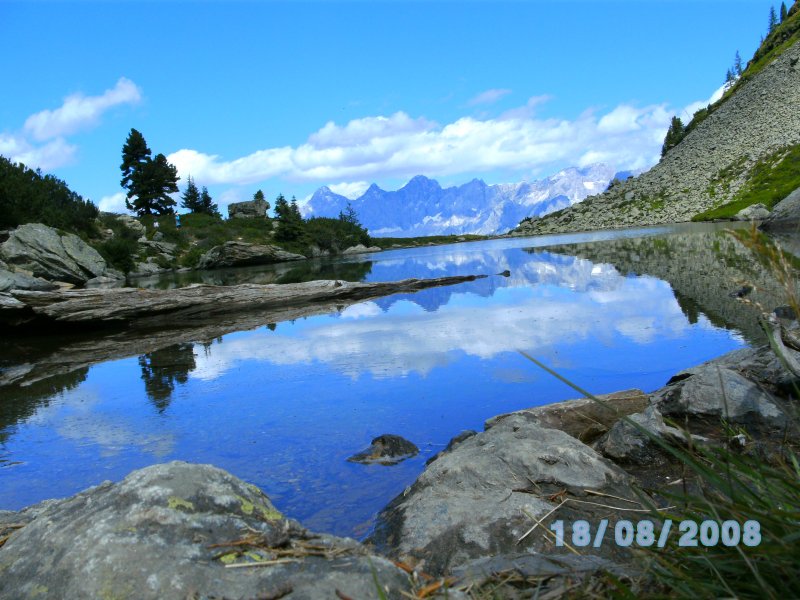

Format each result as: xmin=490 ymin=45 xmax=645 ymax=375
xmin=303 ymin=164 xmax=621 ymax=236
xmin=513 ymin=31 xmax=800 ymax=235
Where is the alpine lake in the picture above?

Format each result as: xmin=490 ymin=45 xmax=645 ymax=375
xmin=0 ymin=222 xmax=791 ymax=538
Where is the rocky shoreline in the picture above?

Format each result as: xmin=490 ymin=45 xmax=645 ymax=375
xmin=1 ymin=334 xmax=797 ymax=598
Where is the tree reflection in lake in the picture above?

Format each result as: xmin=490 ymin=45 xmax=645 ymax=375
xmin=138 ymin=344 xmax=197 ymax=412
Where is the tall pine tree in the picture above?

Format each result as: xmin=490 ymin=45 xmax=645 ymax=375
xmin=120 ymin=129 xmax=180 ymax=216
xmin=734 ymin=50 xmax=743 ymax=76
xmin=181 ymin=176 xmax=201 ymax=212
xmin=780 ymin=2 xmax=788 ymax=22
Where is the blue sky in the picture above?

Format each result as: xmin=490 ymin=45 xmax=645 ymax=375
xmin=0 ymin=1 xmax=778 ymax=214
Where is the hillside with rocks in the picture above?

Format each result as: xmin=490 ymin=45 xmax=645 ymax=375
xmin=513 ymin=10 xmax=800 ymax=236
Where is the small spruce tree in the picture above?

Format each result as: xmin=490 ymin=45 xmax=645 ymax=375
xmin=780 ymin=2 xmax=788 ymax=22
xmin=734 ymin=51 xmax=743 ymax=76
xmin=180 ymin=176 xmax=201 ymax=212
xmin=769 ymin=5 xmax=779 ymax=32
xmin=661 ymin=116 xmax=685 ymax=158
xmin=199 ymin=186 xmax=220 ymax=218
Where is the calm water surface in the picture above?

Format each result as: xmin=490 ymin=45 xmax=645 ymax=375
xmin=1 ymin=223 xmax=771 ymax=537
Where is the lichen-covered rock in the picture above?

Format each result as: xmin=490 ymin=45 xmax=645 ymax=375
xmin=197 ymin=241 xmax=305 ymax=269
xmin=0 ymin=223 xmax=120 ymax=285
xmin=0 ymin=462 xmax=411 ymax=600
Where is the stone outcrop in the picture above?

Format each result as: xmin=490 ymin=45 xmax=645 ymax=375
xmin=115 ymin=214 xmax=145 ymax=236
xmin=228 ymin=199 xmax=270 ymax=219
xmin=197 ymin=241 xmax=305 ymax=269
xmin=513 ymin=40 xmax=800 ymax=235
xmin=0 ymin=223 xmax=122 ymax=285
xmin=0 ymin=462 xmax=411 ymax=600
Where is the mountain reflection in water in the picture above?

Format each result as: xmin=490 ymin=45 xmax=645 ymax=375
xmin=2 ymin=223 xmax=785 ymax=537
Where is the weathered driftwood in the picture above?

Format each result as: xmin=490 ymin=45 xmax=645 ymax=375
xmin=1 ymin=275 xmax=485 ymax=388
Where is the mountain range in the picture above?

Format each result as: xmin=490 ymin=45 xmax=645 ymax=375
xmin=302 ymin=164 xmax=631 ymax=237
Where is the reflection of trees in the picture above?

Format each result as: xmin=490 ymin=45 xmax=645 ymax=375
xmin=0 ymin=368 xmax=88 ymax=445
xmin=138 ymin=343 xmax=196 ymax=412
xmin=276 ymin=260 xmax=373 ymax=284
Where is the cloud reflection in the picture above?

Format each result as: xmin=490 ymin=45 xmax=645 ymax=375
xmin=192 ymin=254 xmax=694 ymax=381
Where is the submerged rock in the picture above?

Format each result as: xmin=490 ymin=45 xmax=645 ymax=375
xmin=197 ymin=241 xmax=305 ymax=269
xmin=348 ymin=434 xmax=419 ymax=465
xmin=0 ymin=462 xmax=411 ymax=600
xmin=0 ymin=223 xmax=121 ymax=285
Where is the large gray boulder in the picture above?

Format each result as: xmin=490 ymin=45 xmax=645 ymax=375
xmin=734 ymin=203 xmax=770 ymax=221
xmin=0 ymin=267 xmax=58 ymax=292
xmin=0 ymin=462 xmax=411 ymax=600
xmin=197 ymin=241 xmax=305 ymax=269
xmin=228 ymin=199 xmax=270 ymax=219
xmin=762 ymin=186 xmax=800 ymax=232
xmin=115 ymin=214 xmax=146 ymax=236
xmin=370 ymin=413 xmax=640 ymax=575
xmin=653 ymin=360 xmax=787 ymax=427
xmin=0 ymin=223 xmax=119 ymax=285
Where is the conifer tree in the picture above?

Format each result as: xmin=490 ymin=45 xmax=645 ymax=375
xmin=769 ymin=5 xmax=779 ymax=32
xmin=180 ymin=176 xmax=201 ymax=212
xmin=780 ymin=2 xmax=788 ymax=22
xmin=734 ymin=51 xmax=743 ymax=76
xmin=199 ymin=186 xmax=220 ymax=218
xmin=120 ymin=129 xmax=180 ymax=216
xmin=120 ymin=128 xmax=151 ymax=195
xmin=661 ymin=116 xmax=685 ymax=158
xmin=254 ymin=189 xmax=266 ymax=203
xmin=274 ymin=193 xmax=305 ymax=242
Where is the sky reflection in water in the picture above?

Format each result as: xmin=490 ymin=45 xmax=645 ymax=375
xmin=0 ymin=230 xmax=746 ymax=537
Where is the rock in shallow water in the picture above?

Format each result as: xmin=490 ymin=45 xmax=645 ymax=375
xmin=0 ymin=461 xmax=411 ymax=600
xmin=348 ymin=434 xmax=419 ymax=465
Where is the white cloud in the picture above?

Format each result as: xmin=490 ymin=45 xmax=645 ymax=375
xmin=0 ymin=133 xmax=78 ymax=171
xmin=468 ymin=88 xmax=512 ymax=106
xmin=328 ymin=181 xmax=370 ymax=199
xmin=167 ymin=98 xmax=683 ymax=188
xmin=678 ymin=82 xmax=728 ymax=124
xmin=190 ymin=268 xmax=692 ymax=382
xmin=24 ymin=77 xmax=142 ymax=141
xmin=98 ymin=192 xmax=130 ymax=214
